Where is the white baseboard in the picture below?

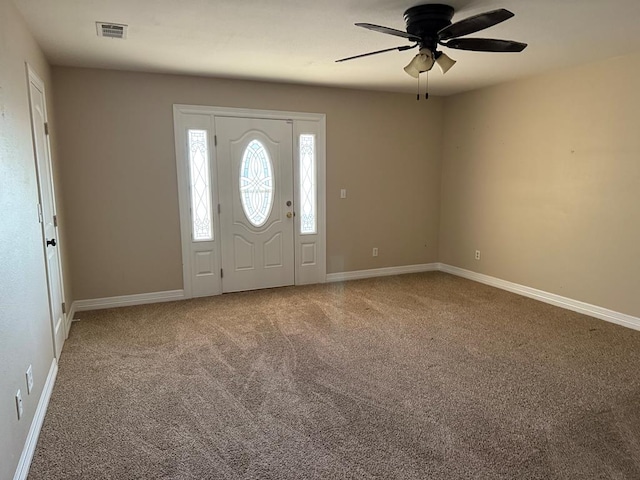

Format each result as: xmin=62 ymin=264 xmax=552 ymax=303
xmin=439 ymin=264 xmax=640 ymax=332
xmin=13 ymin=358 xmax=58 ymax=480
xmin=69 ymin=266 xmax=639 ymax=332
xmin=325 ymin=262 xmax=640 ymax=331
xmin=326 ymin=263 xmax=439 ymax=282
xmin=65 ymin=302 xmax=76 ymax=336
xmin=72 ymin=289 xmax=185 ymax=313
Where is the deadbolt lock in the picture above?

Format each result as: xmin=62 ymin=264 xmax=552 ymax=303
xmin=286 ymin=200 xmax=292 ymax=207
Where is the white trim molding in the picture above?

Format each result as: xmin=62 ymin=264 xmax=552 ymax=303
xmin=69 ymin=264 xmax=639 ymax=332
xmin=72 ymin=289 xmax=185 ymax=313
xmin=65 ymin=303 xmax=76 ymax=336
xmin=326 ymin=262 xmax=640 ymax=331
xmin=13 ymin=358 xmax=58 ymax=480
xmin=438 ymin=264 xmax=640 ymax=332
xmin=326 ymin=263 xmax=439 ymax=282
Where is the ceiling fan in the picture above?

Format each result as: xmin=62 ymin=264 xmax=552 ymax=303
xmin=336 ymin=4 xmax=527 ymax=78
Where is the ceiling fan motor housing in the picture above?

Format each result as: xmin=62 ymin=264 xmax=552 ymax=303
xmin=404 ymin=4 xmax=454 ymax=51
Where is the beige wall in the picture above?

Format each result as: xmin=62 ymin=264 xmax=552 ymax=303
xmin=2 ymin=11 xmax=639 ymax=475
xmin=0 ymin=0 xmax=67 ymax=477
xmin=52 ymin=67 xmax=444 ymax=300
xmin=440 ymin=52 xmax=640 ymax=318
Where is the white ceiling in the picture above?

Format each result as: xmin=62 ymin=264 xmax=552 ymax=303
xmin=14 ymin=0 xmax=640 ymax=96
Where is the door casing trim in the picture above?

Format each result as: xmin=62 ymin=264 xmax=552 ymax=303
xmin=26 ymin=64 xmax=69 ymax=355
xmin=173 ymin=105 xmax=326 ymax=298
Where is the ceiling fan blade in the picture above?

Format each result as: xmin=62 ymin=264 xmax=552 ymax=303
xmin=438 ymin=9 xmax=514 ymax=40
xmin=442 ymin=38 xmax=527 ymax=52
xmin=355 ymin=23 xmax=421 ymax=42
xmin=336 ymin=44 xmax=416 ymax=63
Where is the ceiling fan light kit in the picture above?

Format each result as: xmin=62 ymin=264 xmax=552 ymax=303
xmin=404 ymin=48 xmax=435 ymax=78
xmin=435 ymin=52 xmax=456 ymax=74
xmin=337 ymin=3 xmax=527 ymax=88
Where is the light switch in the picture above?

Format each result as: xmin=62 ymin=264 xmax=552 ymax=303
xmin=340 ymin=189 xmax=347 ymax=199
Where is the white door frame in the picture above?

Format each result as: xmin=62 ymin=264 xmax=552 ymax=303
xmin=26 ymin=64 xmax=68 ymax=357
xmin=173 ymin=105 xmax=326 ymax=298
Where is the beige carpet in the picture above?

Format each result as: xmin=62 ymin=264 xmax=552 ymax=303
xmin=29 ymin=272 xmax=640 ymax=479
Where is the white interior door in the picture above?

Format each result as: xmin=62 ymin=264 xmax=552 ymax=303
xmin=216 ymin=117 xmax=294 ymax=293
xmin=27 ymin=67 xmax=65 ymax=358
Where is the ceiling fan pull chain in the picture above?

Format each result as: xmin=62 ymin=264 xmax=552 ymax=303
xmin=425 ymin=71 xmax=430 ymax=100
xmin=416 ymin=74 xmax=420 ymax=101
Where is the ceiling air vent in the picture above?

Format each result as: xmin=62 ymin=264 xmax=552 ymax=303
xmin=96 ymin=22 xmax=128 ymax=39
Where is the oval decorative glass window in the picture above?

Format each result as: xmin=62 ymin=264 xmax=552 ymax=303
xmin=239 ymin=140 xmax=274 ymax=227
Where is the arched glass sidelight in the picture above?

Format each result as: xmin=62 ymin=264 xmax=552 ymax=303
xmin=240 ymin=140 xmax=274 ymax=227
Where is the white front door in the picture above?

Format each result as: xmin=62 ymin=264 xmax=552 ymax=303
xmin=27 ymin=67 xmax=66 ymax=358
xmin=215 ymin=117 xmax=295 ymax=293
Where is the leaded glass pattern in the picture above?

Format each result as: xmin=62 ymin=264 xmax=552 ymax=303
xmin=188 ymin=129 xmax=213 ymax=241
xmin=240 ymin=140 xmax=273 ymax=227
xmin=299 ymin=134 xmax=316 ymax=235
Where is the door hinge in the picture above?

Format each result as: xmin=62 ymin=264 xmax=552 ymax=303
xmin=53 ymin=214 xmax=58 ymax=227
xmin=214 ymin=135 xmax=217 ymax=146
xmin=218 ymin=204 xmax=221 ymax=214
xmin=44 ymin=122 xmax=49 ymax=135
xmin=220 ymin=269 xmax=224 ymax=278
xmin=62 ymin=302 xmax=66 ymax=314
xmin=37 ymin=203 xmax=43 ymax=223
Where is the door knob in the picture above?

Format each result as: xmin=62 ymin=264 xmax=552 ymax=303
xmin=286 ymin=212 xmax=293 ymax=219
xmin=46 ymin=238 xmax=57 ymax=247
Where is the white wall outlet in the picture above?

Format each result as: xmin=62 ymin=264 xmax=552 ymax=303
xmin=16 ymin=390 xmax=23 ymax=419
xmin=340 ymin=189 xmax=347 ymax=199
xmin=475 ymin=250 xmax=481 ymax=260
xmin=372 ymin=247 xmax=379 ymax=257
xmin=26 ymin=365 xmax=34 ymax=394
